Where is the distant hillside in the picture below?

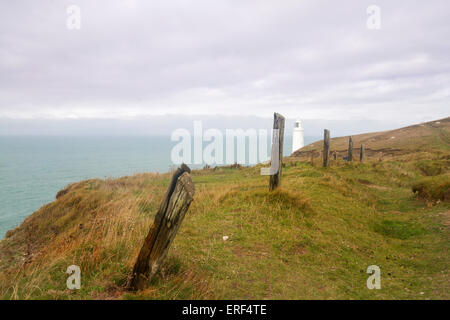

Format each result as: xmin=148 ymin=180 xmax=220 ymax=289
xmin=292 ymin=117 xmax=450 ymax=160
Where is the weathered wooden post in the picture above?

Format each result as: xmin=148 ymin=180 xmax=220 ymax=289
xmin=269 ymin=113 xmax=285 ymax=191
xmin=333 ymin=152 xmax=337 ymax=161
xmin=323 ymin=129 xmax=330 ymax=167
xmin=128 ymin=164 xmax=195 ymax=290
xmin=348 ymin=136 xmax=353 ymax=161
xmin=360 ymin=144 xmax=365 ymax=162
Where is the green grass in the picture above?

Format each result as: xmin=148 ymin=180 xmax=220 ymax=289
xmin=415 ymin=159 xmax=449 ymax=176
xmin=372 ymin=220 xmax=427 ymax=240
xmin=0 ymin=153 xmax=449 ymax=300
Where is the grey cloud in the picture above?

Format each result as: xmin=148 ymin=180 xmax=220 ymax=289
xmin=0 ymin=0 xmax=449 ymax=125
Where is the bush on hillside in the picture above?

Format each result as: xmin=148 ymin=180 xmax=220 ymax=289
xmin=415 ymin=159 xmax=449 ymax=176
xmin=412 ymin=174 xmax=450 ymax=202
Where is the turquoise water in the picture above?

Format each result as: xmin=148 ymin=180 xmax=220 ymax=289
xmin=0 ymin=135 xmax=319 ymax=238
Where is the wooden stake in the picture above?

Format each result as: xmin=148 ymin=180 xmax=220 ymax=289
xmin=128 ymin=164 xmax=195 ymax=290
xmin=348 ymin=136 xmax=353 ymax=161
xmin=360 ymin=144 xmax=365 ymax=162
xmin=323 ymin=129 xmax=330 ymax=167
xmin=269 ymin=113 xmax=285 ymax=191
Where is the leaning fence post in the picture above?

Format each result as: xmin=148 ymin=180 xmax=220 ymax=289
xmin=360 ymin=144 xmax=365 ymax=162
xmin=323 ymin=129 xmax=330 ymax=167
xmin=128 ymin=164 xmax=195 ymax=291
xmin=269 ymin=113 xmax=285 ymax=191
xmin=348 ymin=136 xmax=353 ymax=161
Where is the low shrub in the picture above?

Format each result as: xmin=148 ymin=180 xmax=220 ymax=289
xmin=411 ymin=174 xmax=450 ymax=202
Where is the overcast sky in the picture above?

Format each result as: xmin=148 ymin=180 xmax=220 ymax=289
xmin=0 ymin=0 xmax=449 ymax=130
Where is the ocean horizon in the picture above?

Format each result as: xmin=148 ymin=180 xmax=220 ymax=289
xmin=0 ymin=135 xmax=320 ymax=238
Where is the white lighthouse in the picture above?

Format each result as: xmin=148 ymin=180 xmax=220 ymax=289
xmin=292 ymin=119 xmax=304 ymax=153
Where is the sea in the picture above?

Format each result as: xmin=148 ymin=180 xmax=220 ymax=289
xmin=0 ymin=135 xmax=320 ymax=238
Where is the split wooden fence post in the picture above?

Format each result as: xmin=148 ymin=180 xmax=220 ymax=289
xmin=128 ymin=164 xmax=195 ymax=290
xmin=348 ymin=136 xmax=353 ymax=161
xmin=360 ymin=144 xmax=365 ymax=162
xmin=323 ymin=129 xmax=330 ymax=167
xmin=269 ymin=113 xmax=285 ymax=191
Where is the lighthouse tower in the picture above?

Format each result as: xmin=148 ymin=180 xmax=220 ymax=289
xmin=292 ymin=119 xmax=304 ymax=153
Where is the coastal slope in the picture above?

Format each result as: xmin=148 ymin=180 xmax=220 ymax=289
xmin=0 ymin=118 xmax=449 ymax=299
xmin=292 ymin=117 xmax=450 ymax=159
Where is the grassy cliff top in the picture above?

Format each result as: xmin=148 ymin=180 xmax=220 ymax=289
xmin=292 ymin=117 xmax=450 ymax=159
xmin=0 ymin=118 xmax=449 ymax=300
